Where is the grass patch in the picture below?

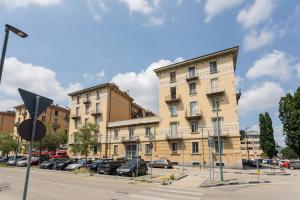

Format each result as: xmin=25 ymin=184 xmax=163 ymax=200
xmin=0 ymin=163 xmax=9 ymax=168
xmin=73 ymin=167 xmax=94 ymax=175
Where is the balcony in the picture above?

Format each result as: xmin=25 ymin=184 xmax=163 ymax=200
xmin=165 ymin=94 xmax=181 ymax=104
xmin=166 ymin=131 xmax=182 ymax=141
xmin=83 ymin=99 xmax=91 ymax=104
xmin=186 ymin=73 xmax=198 ymax=81
xmin=206 ymin=87 xmax=225 ymax=97
xmin=121 ymin=136 xmax=140 ymax=143
xmin=209 ymin=131 xmax=229 ymax=138
xmin=185 ymin=110 xmax=202 ymax=120
xmin=52 ymin=122 xmax=60 ymax=130
xmin=236 ymin=89 xmax=242 ymax=104
xmin=91 ymin=109 xmax=102 ymax=117
xmin=71 ymin=114 xmax=81 ymax=120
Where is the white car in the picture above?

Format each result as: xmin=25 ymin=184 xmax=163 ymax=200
xmin=17 ymin=157 xmax=39 ymax=167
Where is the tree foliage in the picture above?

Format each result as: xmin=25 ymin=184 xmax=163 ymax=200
xmin=281 ymin=147 xmax=298 ymax=159
xmin=0 ymin=133 xmax=17 ymax=157
xmin=259 ymin=112 xmax=277 ymax=158
xmin=71 ymin=123 xmax=98 ymax=167
xmin=279 ymin=87 xmax=300 ymax=158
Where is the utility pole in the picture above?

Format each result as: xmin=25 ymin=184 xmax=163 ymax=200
xmin=215 ymin=99 xmax=223 ymax=182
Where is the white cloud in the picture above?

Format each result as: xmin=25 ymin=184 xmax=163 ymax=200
xmin=243 ymin=29 xmax=274 ymax=51
xmin=0 ymin=0 xmax=62 ymax=8
xmin=0 ymin=57 xmax=81 ymax=110
xmin=235 ymin=75 xmax=244 ymax=88
xmin=246 ymin=50 xmax=295 ymax=81
xmin=238 ymin=82 xmax=284 ymax=115
xmin=118 ymin=0 xmax=153 ymax=15
xmin=297 ymin=63 xmax=300 ymax=77
xmin=86 ymin=0 xmax=108 ymax=22
xmin=176 ymin=0 xmax=183 ymax=7
xmin=111 ymin=57 xmax=184 ymax=113
xmin=144 ymin=16 xmax=164 ymax=26
xmin=83 ymin=70 xmax=105 ymax=82
xmin=204 ymin=0 xmax=244 ymax=23
xmin=237 ymin=0 xmax=276 ymax=29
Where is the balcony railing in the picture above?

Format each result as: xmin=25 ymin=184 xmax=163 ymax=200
xmin=208 ymin=130 xmax=229 ymax=138
xmin=91 ymin=109 xmax=102 ymax=116
xmin=206 ymin=87 xmax=225 ymax=97
xmin=186 ymin=73 xmax=198 ymax=81
xmin=166 ymin=131 xmax=182 ymax=141
xmin=165 ymin=94 xmax=181 ymax=104
xmin=71 ymin=114 xmax=81 ymax=120
xmin=83 ymin=99 xmax=91 ymax=104
xmin=236 ymin=88 xmax=242 ymax=104
xmin=121 ymin=136 xmax=140 ymax=143
xmin=185 ymin=110 xmax=202 ymax=120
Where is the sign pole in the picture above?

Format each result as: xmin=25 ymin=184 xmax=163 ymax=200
xmin=22 ymin=95 xmax=40 ymax=200
xmin=208 ymin=143 xmax=212 ymax=183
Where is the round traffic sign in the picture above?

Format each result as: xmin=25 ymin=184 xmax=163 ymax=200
xmin=17 ymin=119 xmax=46 ymax=142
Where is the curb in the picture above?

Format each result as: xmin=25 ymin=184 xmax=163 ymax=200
xmin=200 ymin=180 xmax=271 ymax=188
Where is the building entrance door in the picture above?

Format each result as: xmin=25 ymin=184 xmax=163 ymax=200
xmin=126 ymin=144 xmax=137 ymax=158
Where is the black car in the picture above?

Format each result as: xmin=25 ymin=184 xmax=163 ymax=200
xmin=90 ymin=159 xmax=113 ymax=171
xmin=97 ymin=160 xmax=125 ymax=175
xmin=116 ymin=159 xmax=148 ymax=176
xmin=52 ymin=159 xmax=77 ymax=170
xmin=40 ymin=158 xmax=60 ymax=169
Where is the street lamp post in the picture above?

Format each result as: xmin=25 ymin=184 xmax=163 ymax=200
xmin=215 ymin=98 xmax=224 ymax=182
xmin=0 ymin=24 xmax=28 ymax=83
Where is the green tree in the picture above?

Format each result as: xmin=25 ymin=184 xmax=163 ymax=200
xmin=281 ymin=147 xmax=298 ymax=159
xmin=259 ymin=112 xmax=277 ymax=158
xmin=71 ymin=123 xmax=98 ymax=167
xmin=279 ymin=87 xmax=300 ymax=158
xmin=0 ymin=133 xmax=17 ymax=158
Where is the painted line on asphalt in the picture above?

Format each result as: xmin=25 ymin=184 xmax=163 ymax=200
xmin=141 ymin=190 xmax=201 ymax=200
xmin=130 ymin=194 xmax=168 ymax=200
xmin=150 ymin=187 xmax=204 ymax=196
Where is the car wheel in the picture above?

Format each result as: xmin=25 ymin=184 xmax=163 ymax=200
xmin=290 ymin=166 xmax=294 ymax=170
xmin=164 ymin=165 xmax=168 ymax=169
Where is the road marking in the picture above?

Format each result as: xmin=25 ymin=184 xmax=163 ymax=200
xmin=149 ymin=187 xmax=204 ymax=196
xmin=130 ymin=194 xmax=168 ymax=200
xmin=141 ymin=190 xmax=201 ymax=200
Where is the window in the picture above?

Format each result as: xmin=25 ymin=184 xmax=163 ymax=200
xmin=191 ymin=121 xmax=198 ymax=133
xmin=170 ymin=71 xmax=176 ymax=82
xmin=54 ymin=110 xmax=58 ymax=116
xmin=96 ymin=103 xmax=100 ymax=112
xmin=209 ymin=61 xmax=217 ymax=73
xmin=214 ymin=140 xmax=223 ymax=154
xmin=145 ymin=126 xmax=151 ymax=137
xmin=113 ymin=145 xmax=118 ymax=155
xmin=170 ymin=122 xmax=178 ymax=137
xmin=211 ymin=78 xmax=218 ymax=91
xmin=170 ymin=105 xmax=177 ymax=116
xmin=129 ymin=127 xmax=134 ymax=140
xmin=75 ymin=120 xmax=78 ymax=129
xmin=84 ymin=118 xmax=88 ymax=126
xmin=145 ymin=144 xmax=152 ymax=154
xmin=76 ymin=107 xmax=80 ymax=115
xmin=19 ymin=109 xmax=21 ymax=115
xmin=190 ymin=101 xmax=197 ymax=116
xmin=95 ymin=116 xmax=100 ymax=125
xmin=170 ymin=87 xmax=176 ymax=99
xmin=189 ymin=82 xmax=196 ymax=94
xmin=212 ymin=97 xmax=220 ymax=111
xmin=41 ymin=116 xmax=46 ymax=123
xmin=76 ymin=95 xmax=80 ymax=104
xmin=188 ymin=67 xmax=196 ymax=78
xmin=213 ymin=117 xmax=222 ymax=136
xmin=114 ymin=129 xmax=119 ymax=138
xmin=192 ymin=142 xmax=199 ymax=154
xmin=86 ymin=93 xmax=90 ymax=101
xmin=171 ymin=143 xmax=178 ymax=154
xmin=96 ymin=91 xmax=100 ymax=100
xmin=93 ymin=145 xmax=98 ymax=154
xmin=85 ymin=104 xmax=89 ymax=114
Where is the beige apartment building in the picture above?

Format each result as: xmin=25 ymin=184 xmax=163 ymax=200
xmin=240 ymin=130 xmax=262 ymax=159
xmin=13 ymin=104 xmax=70 ymax=150
xmin=68 ymin=46 xmax=242 ymax=168
xmin=67 ymin=83 xmax=153 ymax=157
xmin=0 ymin=111 xmax=16 ymax=134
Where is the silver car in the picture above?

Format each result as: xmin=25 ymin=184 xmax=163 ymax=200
xmin=289 ymin=160 xmax=300 ymax=169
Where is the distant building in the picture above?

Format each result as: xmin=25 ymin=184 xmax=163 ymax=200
xmin=0 ymin=111 xmax=16 ymax=134
xmin=240 ymin=130 xmax=262 ymax=159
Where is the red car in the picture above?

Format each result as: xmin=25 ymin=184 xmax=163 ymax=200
xmin=279 ymin=160 xmax=290 ymax=168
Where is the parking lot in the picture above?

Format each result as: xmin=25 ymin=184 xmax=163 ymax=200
xmin=1 ymin=166 xmax=300 ymax=200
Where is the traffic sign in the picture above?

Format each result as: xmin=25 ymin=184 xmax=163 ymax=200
xmin=17 ymin=119 xmax=46 ymax=142
xmin=18 ymin=88 xmax=53 ymax=119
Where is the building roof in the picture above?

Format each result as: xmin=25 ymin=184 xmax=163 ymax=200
xmin=153 ymin=46 xmax=239 ymax=74
xmin=67 ymin=82 xmax=133 ymax=101
xmin=0 ymin=111 xmax=16 ymax=116
xmin=14 ymin=104 xmax=70 ymax=113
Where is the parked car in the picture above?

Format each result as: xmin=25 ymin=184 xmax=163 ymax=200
xmin=40 ymin=158 xmax=60 ymax=169
xmin=90 ymin=159 xmax=113 ymax=172
xmin=65 ymin=159 xmax=93 ymax=170
xmin=116 ymin=159 xmax=148 ymax=176
xmin=7 ymin=156 xmax=26 ymax=166
xmin=0 ymin=156 xmax=11 ymax=163
xmin=17 ymin=157 xmax=39 ymax=167
xmin=289 ymin=160 xmax=300 ymax=170
xmin=279 ymin=160 xmax=290 ymax=168
xmin=149 ymin=159 xmax=172 ymax=169
xmin=97 ymin=160 xmax=125 ymax=175
xmin=52 ymin=158 xmax=78 ymax=170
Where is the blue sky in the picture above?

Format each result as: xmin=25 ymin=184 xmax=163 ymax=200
xmin=0 ymin=0 xmax=300 ymax=146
